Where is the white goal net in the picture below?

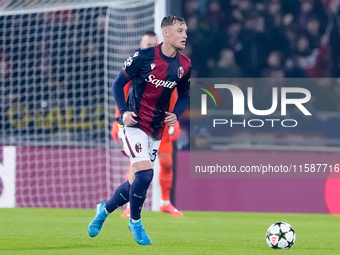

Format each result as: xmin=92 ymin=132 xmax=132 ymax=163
xmin=0 ymin=0 xmax=156 ymax=209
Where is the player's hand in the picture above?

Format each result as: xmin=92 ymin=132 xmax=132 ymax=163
xmin=111 ymin=120 xmax=120 ymax=143
xmin=164 ymin=111 xmax=177 ymax=127
xmin=123 ymin=111 xmax=138 ymax=126
xmin=170 ymin=121 xmax=181 ymax=142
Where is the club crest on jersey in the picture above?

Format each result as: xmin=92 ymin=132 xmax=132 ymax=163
xmin=178 ymin=66 xmax=184 ymax=78
xmin=135 ymin=142 xmax=142 ymax=153
xmin=145 ymin=74 xmax=177 ymax=89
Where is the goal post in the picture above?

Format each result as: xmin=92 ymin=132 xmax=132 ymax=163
xmin=0 ymin=0 xmax=165 ymax=209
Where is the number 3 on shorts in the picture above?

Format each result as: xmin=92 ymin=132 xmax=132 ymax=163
xmin=150 ymin=149 xmax=158 ymax=162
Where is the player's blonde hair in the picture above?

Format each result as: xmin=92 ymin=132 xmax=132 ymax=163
xmin=161 ymin=15 xmax=185 ymax=29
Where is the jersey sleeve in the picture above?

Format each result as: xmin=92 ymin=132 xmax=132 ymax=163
xmin=114 ymin=81 xmax=131 ymax=117
xmin=177 ymin=66 xmax=191 ymax=98
xmin=122 ymin=49 xmax=144 ymax=79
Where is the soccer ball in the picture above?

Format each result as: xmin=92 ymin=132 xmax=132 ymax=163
xmin=266 ymin=222 xmax=296 ymax=249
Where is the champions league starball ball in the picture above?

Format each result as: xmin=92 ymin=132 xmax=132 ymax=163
xmin=266 ymin=222 xmax=296 ymax=249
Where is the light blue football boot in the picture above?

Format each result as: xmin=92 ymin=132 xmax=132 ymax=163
xmin=128 ymin=220 xmax=152 ymax=245
xmin=88 ymin=202 xmax=108 ymax=237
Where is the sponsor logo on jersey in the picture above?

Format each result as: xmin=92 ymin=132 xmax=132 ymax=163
xmin=150 ymin=63 xmax=156 ymax=70
xmin=145 ymin=74 xmax=177 ymax=89
xmin=178 ymin=66 xmax=184 ymax=78
xmin=135 ymin=142 xmax=142 ymax=153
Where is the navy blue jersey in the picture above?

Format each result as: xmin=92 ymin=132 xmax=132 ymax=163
xmin=120 ymin=43 xmax=191 ymax=140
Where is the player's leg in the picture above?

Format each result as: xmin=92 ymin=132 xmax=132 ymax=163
xmin=105 ymin=159 xmax=132 ymax=217
xmin=88 ymin=177 xmax=131 ymax=237
xmin=128 ymin=162 xmax=154 ymax=244
xmin=158 ymin=130 xmax=183 ymax=217
xmin=128 ymin=160 xmax=153 ymax=223
xmin=124 ymin=128 xmax=160 ymax=245
xmin=116 ymin=125 xmax=131 ymax=217
xmin=158 ymin=135 xmax=173 ymax=206
xmin=87 ymin=127 xmax=134 ymax=237
xmin=159 ymin=153 xmax=173 ymax=204
xmin=158 ymin=153 xmax=183 ymax=217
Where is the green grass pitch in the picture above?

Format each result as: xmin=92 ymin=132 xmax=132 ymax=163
xmin=0 ymin=208 xmax=339 ymax=255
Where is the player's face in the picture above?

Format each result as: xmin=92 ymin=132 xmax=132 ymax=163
xmin=140 ymin=35 xmax=158 ymax=48
xmin=167 ymin=21 xmax=188 ymax=51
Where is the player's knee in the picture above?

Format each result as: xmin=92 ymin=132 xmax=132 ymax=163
xmin=134 ymin=169 xmax=154 ymax=190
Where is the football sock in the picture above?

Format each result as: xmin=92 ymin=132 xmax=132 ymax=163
xmin=130 ymin=218 xmax=141 ymax=224
xmin=104 ymin=207 xmax=110 ymax=216
xmin=160 ymin=199 xmax=170 ymax=207
xmin=105 ymin=180 xmax=131 ymax=213
xmin=159 ymin=155 xmax=173 ymax=201
xmin=130 ymin=169 xmax=154 ymax=220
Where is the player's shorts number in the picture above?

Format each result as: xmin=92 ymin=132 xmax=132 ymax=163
xmin=150 ymin=149 xmax=158 ymax=162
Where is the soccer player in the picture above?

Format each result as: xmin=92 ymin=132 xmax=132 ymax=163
xmin=88 ymin=15 xmax=190 ymax=245
xmin=112 ymin=31 xmax=183 ymax=218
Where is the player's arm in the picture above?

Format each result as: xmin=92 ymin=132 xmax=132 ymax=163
xmin=165 ymin=66 xmax=191 ymax=126
xmin=114 ymin=84 xmax=130 ymax=117
xmin=112 ymin=71 xmax=130 ymax=115
xmin=112 ymin=50 xmax=143 ymax=126
xmin=112 ymin=71 xmax=137 ymax=126
xmin=112 ymin=83 xmax=131 ymax=143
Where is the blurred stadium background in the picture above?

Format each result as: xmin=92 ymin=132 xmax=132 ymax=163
xmin=0 ymin=0 xmax=339 ymax=215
